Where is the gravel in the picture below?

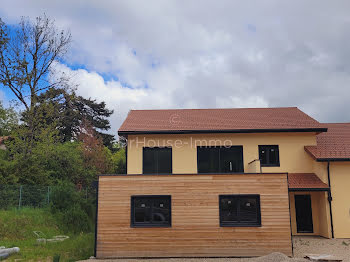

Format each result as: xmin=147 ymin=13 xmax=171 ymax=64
xmin=293 ymin=236 xmax=350 ymax=261
xmin=81 ymin=236 xmax=350 ymax=262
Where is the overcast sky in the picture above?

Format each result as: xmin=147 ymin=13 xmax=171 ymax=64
xmin=1 ymin=1 xmax=350 ymax=134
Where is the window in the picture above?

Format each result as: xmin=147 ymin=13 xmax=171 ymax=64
xmin=219 ymin=195 xmax=261 ymax=227
xmin=143 ymin=147 xmax=172 ymax=174
xmin=197 ymin=146 xmax=244 ymax=173
xmin=131 ymin=196 xmax=171 ymax=227
xmin=259 ymin=145 xmax=280 ymax=167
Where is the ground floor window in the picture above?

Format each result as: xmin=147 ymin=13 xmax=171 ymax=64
xmin=219 ymin=195 xmax=261 ymax=227
xmin=131 ymin=195 xmax=171 ymax=227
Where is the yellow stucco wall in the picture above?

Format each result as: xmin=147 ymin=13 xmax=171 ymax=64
xmin=127 ymin=133 xmax=317 ymax=174
xmin=289 ymin=191 xmax=331 ymax=238
xmin=313 ymin=161 xmax=329 ymax=184
xmin=329 ymin=162 xmax=350 ymax=238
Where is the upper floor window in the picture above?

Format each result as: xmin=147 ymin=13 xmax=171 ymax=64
xmin=131 ymin=195 xmax=171 ymax=227
xmin=143 ymin=147 xmax=172 ymax=174
xmin=197 ymin=146 xmax=244 ymax=173
xmin=219 ymin=194 xmax=261 ymax=227
xmin=259 ymin=145 xmax=280 ymax=167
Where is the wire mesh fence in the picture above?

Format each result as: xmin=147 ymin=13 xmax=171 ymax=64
xmin=0 ymin=185 xmax=96 ymax=209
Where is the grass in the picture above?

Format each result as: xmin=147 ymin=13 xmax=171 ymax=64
xmin=0 ymin=208 xmax=94 ymax=261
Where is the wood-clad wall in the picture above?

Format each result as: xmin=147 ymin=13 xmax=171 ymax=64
xmin=97 ymin=174 xmax=292 ymax=258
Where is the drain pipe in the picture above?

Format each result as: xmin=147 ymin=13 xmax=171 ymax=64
xmin=327 ymin=161 xmax=335 ymax=238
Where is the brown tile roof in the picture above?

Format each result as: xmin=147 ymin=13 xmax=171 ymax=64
xmin=0 ymin=136 xmax=9 ymax=144
xmin=119 ymin=107 xmax=326 ymax=134
xmin=305 ymin=123 xmax=350 ymax=161
xmin=288 ymin=173 xmax=329 ymax=190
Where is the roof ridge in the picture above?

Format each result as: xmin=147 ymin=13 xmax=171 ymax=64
xmin=129 ymin=107 xmax=299 ymax=112
xmin=322 ymin=122 xmax=350 ymax=125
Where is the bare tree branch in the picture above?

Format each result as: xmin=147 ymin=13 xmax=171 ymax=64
xmin=0 ymin=14 xmax=72 ymax=110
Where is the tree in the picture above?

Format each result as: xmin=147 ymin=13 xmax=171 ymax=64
xmin=0 ymin=15 xmax=72 ymax=154
xmin=34 ymin=88 xmax=115 ymax=147
xmin=0 ymin=18 xmax=8 ymax=51
xmin=111 ymin=147 xmax=126 ymax=174
xmin=78 ymin=120 xmax=113 ymax=177
xmin=5 ymin=124 xmax=88 ymax=185
xmin=0 ymin=149 xmax=17 ymax=184
xmin=75 ymin=94 xmax=114 ymax=147
xmin=0 ymin=101 xmax=19 ymax=136
xmin=0 ymin=15 xmax=72 ymax=111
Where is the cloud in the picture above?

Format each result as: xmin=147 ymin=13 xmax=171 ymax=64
xmin=1 ymin=0 xmax=350 ymax=134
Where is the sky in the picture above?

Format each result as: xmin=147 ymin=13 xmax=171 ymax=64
xmin=1 ymin=1 xmax=350 ymax=135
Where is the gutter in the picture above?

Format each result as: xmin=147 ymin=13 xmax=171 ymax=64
xmin=288 ymin=188 xmax=329 ymax=192
xmin=327 ymin=161 xmax=335 ymax=238
xmin=118 ymin=127 xmax=328 ymax=136
xmin=317 ymin=158 xmax=350 ymax=162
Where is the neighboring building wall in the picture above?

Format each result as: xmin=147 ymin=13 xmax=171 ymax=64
xmin=97 ymin=174 xmax=292 ymax=258
xmin=313 ymin=161 xmax=329 ymax=184
xmin=127 ymin=133 xmax=317 ymax=174
xmin=289 ymin=191 xmax=331 ymax=238
xmin=329 ymin=162 xmax=350 ymax=238
xmin=311 ymin=160 xmax=350 ymax=238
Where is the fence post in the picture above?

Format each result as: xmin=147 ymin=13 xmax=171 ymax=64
xmin=18 ymin=185 xmax=23 ymax=209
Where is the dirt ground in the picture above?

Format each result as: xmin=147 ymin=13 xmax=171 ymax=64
xmin=81 ymin=236 xmax=350 ymax=262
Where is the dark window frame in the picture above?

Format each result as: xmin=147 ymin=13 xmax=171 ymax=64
xmin=196 ymin=146 xmax=244 ymax=174
xmin=130 ymin=195 xmax=172 ymax=228
xmin=259 ymin=145 xmax=280 ymax=167
xmin=219 ymin=194 xmax=261 ymax=227
xmin=142 ymin=147 xmax=172 ymax=174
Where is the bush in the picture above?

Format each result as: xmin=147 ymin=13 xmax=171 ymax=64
xmin=50 ymin=181 xmax=94 ymax=233
xmin=60 ymin=204 xmax=91 ymax=233
xmin=0 ymin=185 xmax=20 ymax=209
xmin=50 ymin=181 xmax=79 ymax=213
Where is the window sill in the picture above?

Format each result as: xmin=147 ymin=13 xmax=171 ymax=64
xmin=260 ymin=164 xmax=280 ymax=167
xmin=220 ymin=223 xmax=261 ymax=227
xmin=131 ymin=224 xmax=171 ymax=228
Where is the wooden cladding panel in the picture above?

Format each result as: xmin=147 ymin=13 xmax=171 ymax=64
xmin=97 ymin=174 xmax=292 ymax=258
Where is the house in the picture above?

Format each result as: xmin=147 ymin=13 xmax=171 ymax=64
xmin=0 ymin=136 xmax=9 ymax=150
xmin=95 ymin=107 xmax=350 ymax=258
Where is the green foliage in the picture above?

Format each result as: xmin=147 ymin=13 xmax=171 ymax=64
xmin=0 ymin=101 xmax=19 ymax=136
xmin=5 ymin=125 xmax=91 ymax=185
xmin=59 ymin=204 xmax=91 ymax=234
xmin=0 ymin=150 xmax=17 ymax=184
xmin=111 ymin=147 xmax=126 ymax=174
xmin=0 ymin=208 xmax=94 ymax=261
xmin=50 ymin=182 xmax=94 ymax=233
xmin=1 ymin=122 xmax=125 ymax=184
xmin=35 ymin=88 xmax=115 ymax=148
xmin=53 ymin=254 xmax=61 ymax=262
xmin=50 ymin=182 xmax=80 ymax=213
